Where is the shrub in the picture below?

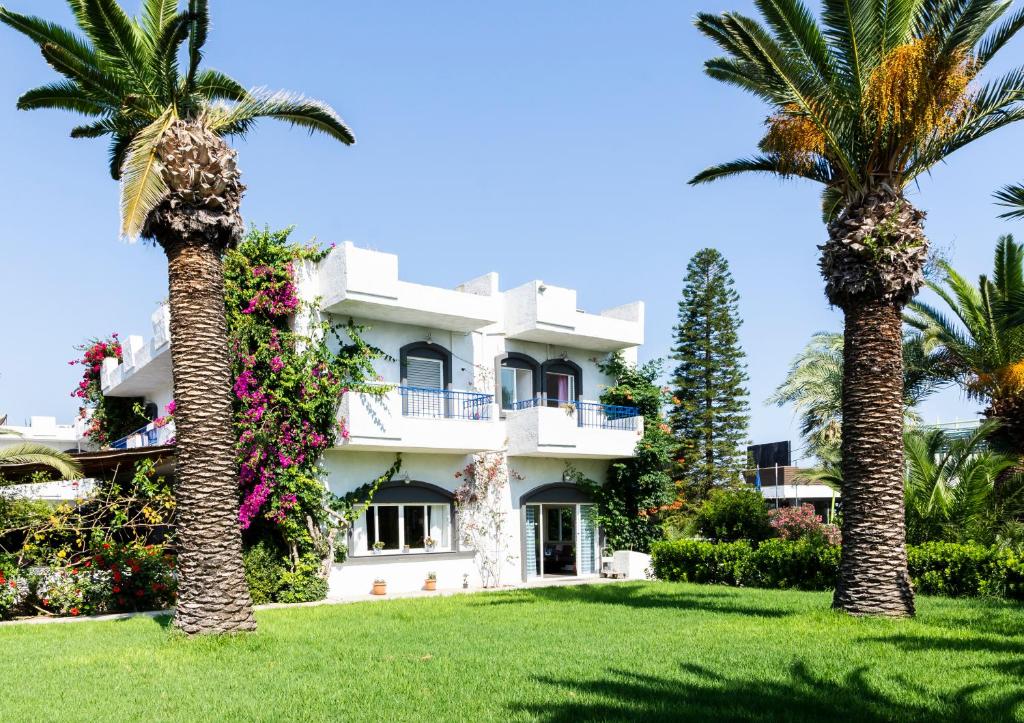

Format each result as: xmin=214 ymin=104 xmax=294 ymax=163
xmin=0 ymin=557 xmax=19 ymax=620
xmin=768 ymin=504 xmax=841 ymax=545
xmin=649 ymin=539 xmax=752 ymax=585
xmin=27 ymin=541 xmax=176 ymax=617
xmin=907 ymin=542 xmax=1004 ymax=597
xmin=243 ymin=540 xmax=285 ymax=605
xmin=693 ymin=488 xmax=772 ymax=542
xmin=276 ymin=556 xmax=328 ymax=604
xmin=746 ymin=538 xmax=840 ymax=590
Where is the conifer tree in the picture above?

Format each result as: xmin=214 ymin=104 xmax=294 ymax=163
xmin=669 ymin=248 xmax=749 ymax=497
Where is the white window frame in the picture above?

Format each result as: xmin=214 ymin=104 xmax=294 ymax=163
xmin=358 ymin=502 xmax=452 ymax=556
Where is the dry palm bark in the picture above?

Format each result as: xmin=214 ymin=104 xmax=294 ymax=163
xmin=820 ymin=193 xmax=927 ymax=616
xmin=148 ymin=122 xmax=255 ymax=634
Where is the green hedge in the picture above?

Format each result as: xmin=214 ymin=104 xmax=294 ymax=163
xmin=650 ymin=539 xmax=1024 ymax=599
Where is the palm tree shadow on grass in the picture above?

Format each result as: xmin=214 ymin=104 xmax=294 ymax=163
xmin=513 ymin=660 xmax=1024 ymax=722
xmin=868 ymin=632 xmax=1024 ymax=678
xmin=506 ymin=583 xmax=792 ymax=618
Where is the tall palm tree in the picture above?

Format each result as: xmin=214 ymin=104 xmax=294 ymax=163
xmin=692 ymin=0 xmax=1024 ymax=616
xmin=1 ymin=0 xmax=355 ymax=634
xmin=906 ymin=236 xmax=1024 ymax=470
xmin=770 ymin=331 xmax=944 ymax=459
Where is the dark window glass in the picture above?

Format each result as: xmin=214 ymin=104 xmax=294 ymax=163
xmin=367 ymin=508 xmax=376 ymax=545
xmin=404 ymin=505 xmax=425 ymax=548
xmin=377 ymin=506 xmax=399 ymax=550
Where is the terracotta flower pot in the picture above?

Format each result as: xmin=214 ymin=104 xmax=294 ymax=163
xmin=372 ymin=582 xmax=387 ymax=595
xmin=424 ymin=579 xmax=437 ymax=591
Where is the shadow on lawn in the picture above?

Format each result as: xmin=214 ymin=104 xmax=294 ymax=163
xmin=513 ymin=660 xmax=1024 ymax=722
xmin=509 ymin=583 xmax=791 ymax=618
xmin=868 ymin=632 xmax=1024 ymax=677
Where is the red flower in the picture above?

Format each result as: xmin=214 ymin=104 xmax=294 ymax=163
xmin=70 ymin=607 xmax=80 ymax=616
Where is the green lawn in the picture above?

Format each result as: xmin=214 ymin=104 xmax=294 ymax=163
xmin=1 ymin=582 xmax=1023 ymax=722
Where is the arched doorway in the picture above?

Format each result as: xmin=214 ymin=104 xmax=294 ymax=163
xmin=520 ymin=483 xmax=600 ymax=581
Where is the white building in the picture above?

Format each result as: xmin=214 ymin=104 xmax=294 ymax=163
xmin=99 ymin=241 xmax=646 ymax=595
xmin=0 ymin=416 xmax=83 ymax=453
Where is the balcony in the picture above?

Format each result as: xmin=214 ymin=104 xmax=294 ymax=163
xmin=317 ymin=242 xmax=501 ymax=332
xmin=101 ymin=304 xmax=173 ymax=398
xmin=503 ymin=281 xmax=643 ymax=352
xmin=505 ymin=398 xmax=643 ymax=458
xmin=337 ymin=385 xmax=503 ymax=454
xmin=111 ymin=420 xmax=176 ymax=450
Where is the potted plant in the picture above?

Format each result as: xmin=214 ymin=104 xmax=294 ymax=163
xmin=462 ymin=573 xmax=469 ymax=589
xmin=424 ymin=572 xmax=437 ymax=591
xmin=372 ymin=578 xmax=387 ymax=595
xmin=372 ymin=541 xmax=385 ymax=555
xmin=402 ymin=544 xmax=411 ymax=553
xmin=424 ymin=536 xmax=436 ymax=552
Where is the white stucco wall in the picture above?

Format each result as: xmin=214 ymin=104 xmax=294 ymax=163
xmin=322 ymin=450 xmax=611 ymax=595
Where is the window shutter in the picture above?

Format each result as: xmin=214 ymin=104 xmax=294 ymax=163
xmin=406 ymin=356 xmax=443 ymax=389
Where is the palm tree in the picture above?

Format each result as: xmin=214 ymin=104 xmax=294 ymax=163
xmin=770 ymin=331 xmax=944 ymax=459
xmin=903 ymin=422 xmax=1021 ymax=545
xmin=996 ymin=185 xmax=1024 ymax=219
xmin=1 ymin=0 xmax=355 ymax=634
xmin=906 ymin=236 xmax=1024 ymax=471
xmin=692 ymin=0 xmax=1024 ymax=616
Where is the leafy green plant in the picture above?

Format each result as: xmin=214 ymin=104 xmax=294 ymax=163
xmin=693 ymin=488 xmax=773 ymax=543
xmin=746 ymin=538 xmax=840 ymax=591
xmin=649 ymin=539 xmax=751 ymax=586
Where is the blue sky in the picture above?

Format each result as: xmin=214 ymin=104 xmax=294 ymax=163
xmin=1 ymin=1 xmax=1023 ymax=463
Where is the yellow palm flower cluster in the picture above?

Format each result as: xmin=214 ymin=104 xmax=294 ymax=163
xmin=863 ymin=36 xmax=975 ymax=146
xmin=972 ymin=360 xmax=1024 ymax=395
xmin=760 ymin=103 xmax=826 ymax=173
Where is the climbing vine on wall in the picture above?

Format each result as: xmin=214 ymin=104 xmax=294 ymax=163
xmin=224 ymin=228 xmax=394 ymax=598
xmin=69 ymin=336 xmax=147 ymax=447
xmin=454 ymin=453 xmax=521 ymax=588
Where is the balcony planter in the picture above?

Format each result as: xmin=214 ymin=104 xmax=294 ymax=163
xmin=372 ymin=541 xmax=385 ymax=555
xmin=372 ymin=579 xmax=387 ymax=596
xmin=424 ymin=537 xmax=436 ymax=552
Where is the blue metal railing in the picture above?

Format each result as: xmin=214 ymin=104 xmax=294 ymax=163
xmin=509 ymin=397 xmax=641 ymax=430
xmin=399 ymin=386 xmax=493 ymax=421
xmin=111 ymin=420 xmax=175 ymax=449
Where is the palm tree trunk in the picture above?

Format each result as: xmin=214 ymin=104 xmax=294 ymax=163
xmin=164 ymin=236 xmax=256 ymax=634
xmin=833 ymin=300 xmax=915 ymax=616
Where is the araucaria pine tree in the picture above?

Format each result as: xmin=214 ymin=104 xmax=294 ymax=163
xmin=669 ymin=248 xmax=750 ymax=497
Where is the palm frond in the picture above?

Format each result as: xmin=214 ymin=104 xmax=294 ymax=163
xmin=0 ymin=444 xmax=83 ymax=480
xmin=690 ymin=154 xmax=830 ymax=185
xmin=976 ymin=3 xmax=1024 ymax=66
xmin=205 ymin=89 xmax=355 ymax=145
xmin=81 ymin=0 xmax=150 ymax=89
xmin=0 ymin=7 xmax=96 ymax=66
xmin=140 ymin=0 xmax=179 ymax=45
xmin=995 ymin=184 xmax=1024 ymax=220
xmin=186 ymin=0 xmax=208 ymax=91
xmin=119 ymin=108 xmax=176 ymax=239
xmin=191 ymin=69 xmax=247 ymax=102
xmin=16 ymin=80 xmax=107 ymax=115
xmin=39 ymin=41 xmax=125 ymax=108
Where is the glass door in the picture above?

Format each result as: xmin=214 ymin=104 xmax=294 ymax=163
xmin=578 ymin=504 xmax=598 ymax=575
xmin=524 ymin=505 xmax=540 ymax=579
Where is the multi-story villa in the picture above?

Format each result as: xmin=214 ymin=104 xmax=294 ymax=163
xmin=99 ymin=242 xmax=646 ymax=595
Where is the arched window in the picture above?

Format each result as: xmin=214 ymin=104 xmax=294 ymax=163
xmin=351 ymin=480 xmax=455 ymax=556
xmin=540 ymin=359 xmax=582 ymax=407
xmin=498 ymin=352 xmax=541 ymax=410
xmin=400 ymin=342 xmax=452 ymax=390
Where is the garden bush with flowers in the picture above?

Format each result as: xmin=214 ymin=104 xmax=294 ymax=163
xmin=69 ymin=335 xmax=148 ymax=448
xmin=0 ymin=458 xmax=177 ymax=620
xmin=769 ymin=503 xmax=841 ymax=545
